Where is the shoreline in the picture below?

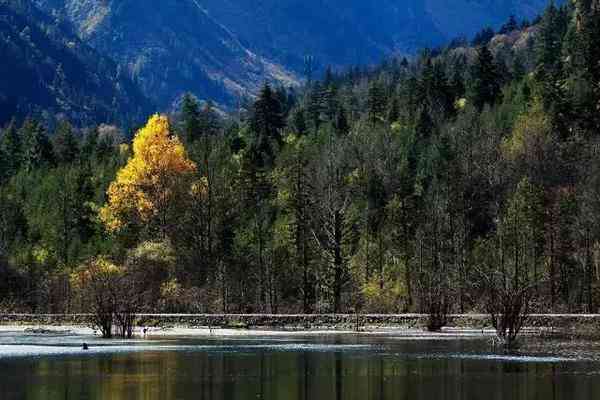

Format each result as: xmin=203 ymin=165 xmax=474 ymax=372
xmin=0 ymin=324 xmax=507 ymax=339
xmin=0 ymin=313 xmax=598 ymax=338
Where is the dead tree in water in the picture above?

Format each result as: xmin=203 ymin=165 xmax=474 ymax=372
xmin=479 ymin=265 xmax=537 ymax=347
xmin=476 ymin=178 xmax=545 ymax=348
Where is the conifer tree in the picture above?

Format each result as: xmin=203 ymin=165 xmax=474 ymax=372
xmin=249 ymin=84 xmax=285 ymax=167
xmin=367 ymin=81 xmax=387 ymax=124
xmin=471 ymin=27 xmax=495 ymax=46
xmin=53 ymin=120 xmax=79 ymax=164
xmin=0 ymin=120 xmax=21 ymax=179
xmin=20 ymin=119 xmax=54 ymax=171
xmin=499 ymin=15 xmax=518 ymax=34
xmin=335 ymin=108 xmax=350 ymax=136
xmin=564 ymin=0 xmax=600 ymax=132
xmin=198 ymin=101 xmax=220 ymax=137
xmin=181 ymin=93 xmax=202 ymax=143
xmin=534 ymin=2 xmax=568 ymax=123
xmin=468 ymin=46 xmax=502 ymax=110
xmin=292 ymin=109 xmax=307 ymax=136
xmin=387 ymin=95 xmax=400 ymax=123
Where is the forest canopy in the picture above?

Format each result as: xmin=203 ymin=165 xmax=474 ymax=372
xmin=1 ymin=1 xmax=600 ymax=330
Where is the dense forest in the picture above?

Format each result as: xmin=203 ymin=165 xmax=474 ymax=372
xmin=1 ymin=1 xmax=600 ymax=340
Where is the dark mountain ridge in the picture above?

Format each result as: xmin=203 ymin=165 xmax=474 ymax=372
xmin=0 ymin=0 xmax=153 ymax=127
xmin=36 ymin=0 xmax=557 ymax=110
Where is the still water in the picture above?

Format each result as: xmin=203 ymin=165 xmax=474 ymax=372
xmin=1 ymin=331 xmax=599 ymax=400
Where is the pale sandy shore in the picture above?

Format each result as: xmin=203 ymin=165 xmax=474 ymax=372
xmin=0 ymin=324 xmax=506 ymax=338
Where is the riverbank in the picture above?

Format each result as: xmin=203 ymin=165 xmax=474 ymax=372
xmin=0 ymin=314 xmax=598 ymax=337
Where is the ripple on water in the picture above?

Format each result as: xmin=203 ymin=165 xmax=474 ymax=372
xmin=0 ymin=342 xmax=380 ymax=359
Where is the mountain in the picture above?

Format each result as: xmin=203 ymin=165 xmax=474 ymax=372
xmin=0 ymin=0 xmax=153 ymax=127
xmin=36 ymin=0 xmax=555 ymax=110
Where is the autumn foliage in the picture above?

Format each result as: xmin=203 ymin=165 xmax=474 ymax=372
xmin=100 ymin=114 xmax=197 ymax=236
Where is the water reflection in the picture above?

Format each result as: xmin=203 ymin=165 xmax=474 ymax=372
xmin=1 ymin=336 xmax=599 ymax=400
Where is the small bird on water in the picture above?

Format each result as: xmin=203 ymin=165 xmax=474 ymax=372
xmin=82 ymin=343 xmax=89 ymax=350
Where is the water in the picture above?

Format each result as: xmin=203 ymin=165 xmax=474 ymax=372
xmin=1 ymin=330 xmax=600 ymax=399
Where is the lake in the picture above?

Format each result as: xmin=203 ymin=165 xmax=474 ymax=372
xmin=1 ymin=330 xmax=599 ymax=399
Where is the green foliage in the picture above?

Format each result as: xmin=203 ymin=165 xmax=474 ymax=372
xmin=3 ymin=1 xmax=600 ymax=319
xmin=20 ymin=119 xmax=54 ymax=171
xmin=52 ymin=120 xmax=79 ymax=165
xmin=468 ymin=46 xmax=502 ymax=110
xmin=0 ymin=121 xmax=21 ymax=181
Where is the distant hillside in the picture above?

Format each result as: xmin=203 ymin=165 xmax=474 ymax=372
xmin=0 ymin=0 xmax=153 ymax=127
xmin=36 ymin=0 xmax=556 ymax=109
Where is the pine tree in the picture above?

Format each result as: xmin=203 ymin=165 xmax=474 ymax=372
xmin=512 ymin=55 xmax=526 ymax=81
xmin=0 ymin=120 xmax=21 ymax=179
xmin=335 ymin=107 xmax=350 ymax=136
xmin=499 ymin=15 xmax=519 ymax=34
xmin=387 ymin=95 xmax=400 ymax=123
xmin=292 ymin=109 xmax=307 ymax=136
xmin=20 ymin=119 xmax=54 ymax=171
xmin=181 ymin=93 xmax=202 ymax=143
xmin=367 ymin=81 xmax=387 ymax=124
xmin=450 ymin=69 xmax=466 ymax=100
xmin=250 ymin=84 xmax=284 ymax=143
xmin=306 ymin=82 xmax=326 ymax=131
xmin=198 ymin=101 xmax=219 ymax=137
xmin=420 ymin=58 xmax=454 ymax=119
xmin=249 ymin=84 xmax=285 ymax=167
xmin=471 ymin=27 xmax=495 ymax=46
xmin=53 ymin=120 xmax=79 ymax=164
xmin=564 ymin=0 xmax=600 ymax=132
xmin=534 ymin=2 xmax=568 ymax=124
xmin=468 ymin=46 xmax=502 ymax=110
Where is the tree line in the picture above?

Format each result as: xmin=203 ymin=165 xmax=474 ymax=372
xmin=1 ymin=1 xmax=600 ymax=343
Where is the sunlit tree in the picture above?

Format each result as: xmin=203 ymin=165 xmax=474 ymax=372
xmin=100 ymin=115 xmax=198 ymax=239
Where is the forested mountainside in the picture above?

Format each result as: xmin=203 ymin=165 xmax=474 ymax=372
xmin=35 ymin=0 xmax=556 ymax=109
xmin=0 ymin=0 xmax=153 ymax=127
xmin=0 ymin=0 xmax=600 ymax=342
xmin=2 ymin=1 xmax=599 ymax=335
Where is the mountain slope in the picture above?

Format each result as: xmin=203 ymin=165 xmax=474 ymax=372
xmin=0 ymin=0 xmax=153 ymax=127
xmin=36 ymin=0 xmax=555 ymax=109
xmin=37 ymin=0 xmax=300 ymax=110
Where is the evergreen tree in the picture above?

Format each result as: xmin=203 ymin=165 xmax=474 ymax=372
xmin=420 ymin=58 xmax=454 ymax=119
xmin=81 ymin=127 xmax=98 ymax=162
xmin=367 ymin=81 xmax=387 ymax=124
xmin=511 ymin=55 xmax=526 ymax=81
xmin=248 ymin=84 xmax=285 ymax=167
xmin=564 ymin=0 xmax=600 ymax=133
xmin=181 ymin=93 xmax=202 ymax=143
xmin=450 ymin=69 xmax=466 ymax=100
xmin=471 ymin=27 xmax=495 ymax=46
xmin=20 ymin=119 xmax=54 ymax=171
xmin=387 ymin=95 xmax=400 ymax=123
xmin=335 ymin=107 xmax=350 ymax=136
xmin=499 ymin=15 xmax=519 ymax=34
xmin=468 ymin=46 xmax=502 ymax=110
xmin=0 ymin=120 xmax=21 ymax=179
xmin=198 ymin=101 xmax=220 ymax=137
xmin=534 ymin=2 xmax=568 ymax=125
xmin=292 ymin=109 xmax=308 ymax=136
xmin=250 ymin=84 xmax=284 ymax=143
xmin=53 ymin=120 xmax=79 ymax=164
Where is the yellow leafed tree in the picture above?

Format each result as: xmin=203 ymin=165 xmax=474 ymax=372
xmin=100 ymin=114 xmax=198 ymax=237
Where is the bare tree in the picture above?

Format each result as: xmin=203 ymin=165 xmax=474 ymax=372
xmin=475 ymin=178 xmax=545 ymax=347
xmin=309 ymin=130 xmax=357 ymax=313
